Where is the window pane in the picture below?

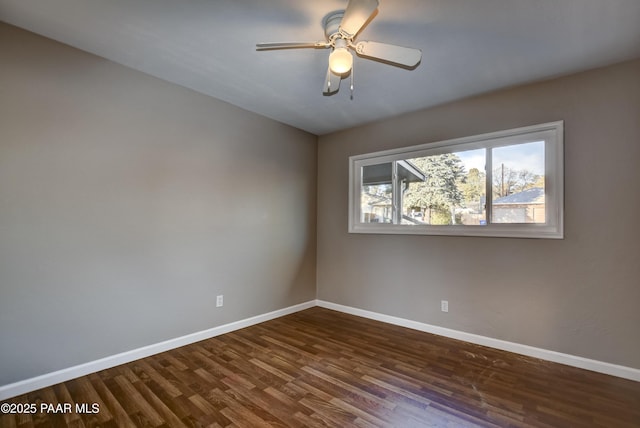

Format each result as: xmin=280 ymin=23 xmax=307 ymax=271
xmin=457 ymin=149 xmax=487 ymax=225
xmin=491 ymin=141 xmax=545 ymax=224
xmin=402 ymin=149 xmax=486 ymax=225
xmin=361 ymin=163 xmax=393 ymax=223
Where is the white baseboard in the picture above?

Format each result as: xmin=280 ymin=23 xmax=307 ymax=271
xmin=0 ymin=300 xmax=316 ymax=401
xmin=317 ymin=300 xmax=640 ymax=382
xmin=3 ymin=298 xmax=638 ymax=401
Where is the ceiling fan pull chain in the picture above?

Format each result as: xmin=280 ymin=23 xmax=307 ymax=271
xmin=350 ymin=63 xmax=355 ymax=100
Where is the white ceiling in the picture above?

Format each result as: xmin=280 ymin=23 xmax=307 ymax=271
xmin=2 ymin=0 xmax=640 ymax=135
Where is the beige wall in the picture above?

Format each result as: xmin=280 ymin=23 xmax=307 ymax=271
xmin=318 ymin=59 xmax=640 ymax=369
xmin=0 ymin=23 xmax=317 ymax=386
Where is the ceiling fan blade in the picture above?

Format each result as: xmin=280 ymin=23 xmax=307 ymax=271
xmin=323 ymin=65 xmax=341 ymax=95
xmin=256 ymin=41 xmax=328 ymax=50
xmin=340 ymin=0 xmax=379 ymax=37
xmin=355 ymin=41 xmax=422 ymax=68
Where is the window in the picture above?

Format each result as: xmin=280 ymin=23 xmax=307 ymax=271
xmin=349 ymin=121 xmax=563 ymax=238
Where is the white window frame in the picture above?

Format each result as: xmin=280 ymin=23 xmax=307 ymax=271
xmin=349 ymin=121 xmax=564 ymax=239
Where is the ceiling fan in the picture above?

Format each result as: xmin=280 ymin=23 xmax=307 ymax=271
xmin=256 ymin=0 xmax=422 ymax=96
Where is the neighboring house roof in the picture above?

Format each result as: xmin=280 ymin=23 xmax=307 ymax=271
xmin=494 ymin=187 xmax=545 ymax=205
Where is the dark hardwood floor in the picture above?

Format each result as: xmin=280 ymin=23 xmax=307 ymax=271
xmin=1 ymin=307 xmax=639 ymax=427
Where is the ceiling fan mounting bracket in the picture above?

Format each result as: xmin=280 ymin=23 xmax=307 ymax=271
xmin=323 ymin=11 xmax=345 ymax=41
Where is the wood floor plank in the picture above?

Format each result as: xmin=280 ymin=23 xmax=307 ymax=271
xmin=112 ymin=375 xmax=164 ymax=427
xmin=298 ymin=396 xmax=357 ymax=427
xmin=130 ymin=374 xmax=187 ymax=428
xmin=223 ymin=383 xmax=301 ymax=428
xmin=54 ymin=383 xmax=85 ymax=428
xmin=301 ymin=366 xmax=395 ymax=411
xmin=248 ymin=358 xmax=296 ymax=383
xmin=187 ymin=392 xmax=230 ymax=427
xmin=88 ymin=373 xmax=137 ymax=428
xmin=209 ymin=389 xmax=272 ymax=428
xmin=134 ymin=361 xmax=183 ymax=399
xmin=65 ymin=376 xmax=113 ymax=425
xmin=2 ymin=307 xmax=640 ymax=427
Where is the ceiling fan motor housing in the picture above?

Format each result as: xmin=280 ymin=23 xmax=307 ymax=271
xmin=324 ymin=12 xmax=345 ymax=41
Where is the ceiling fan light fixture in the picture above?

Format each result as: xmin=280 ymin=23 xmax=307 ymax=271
xmin=329 ymin=38 xmax=352 ymax=74
xmin=329 ymin=47 xmax=353 ymax=74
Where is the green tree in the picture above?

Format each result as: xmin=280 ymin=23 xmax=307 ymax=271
xmin=459 ymin=167 xmax=485 ymax=208
xmin=404 ymin=154 xmax=465 ymax=224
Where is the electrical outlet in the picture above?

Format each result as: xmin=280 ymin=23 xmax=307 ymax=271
xmin=216 ymin=295 xmax=223 ymax=307
xmin=441 ymin=300 xmax=449 ymax=312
